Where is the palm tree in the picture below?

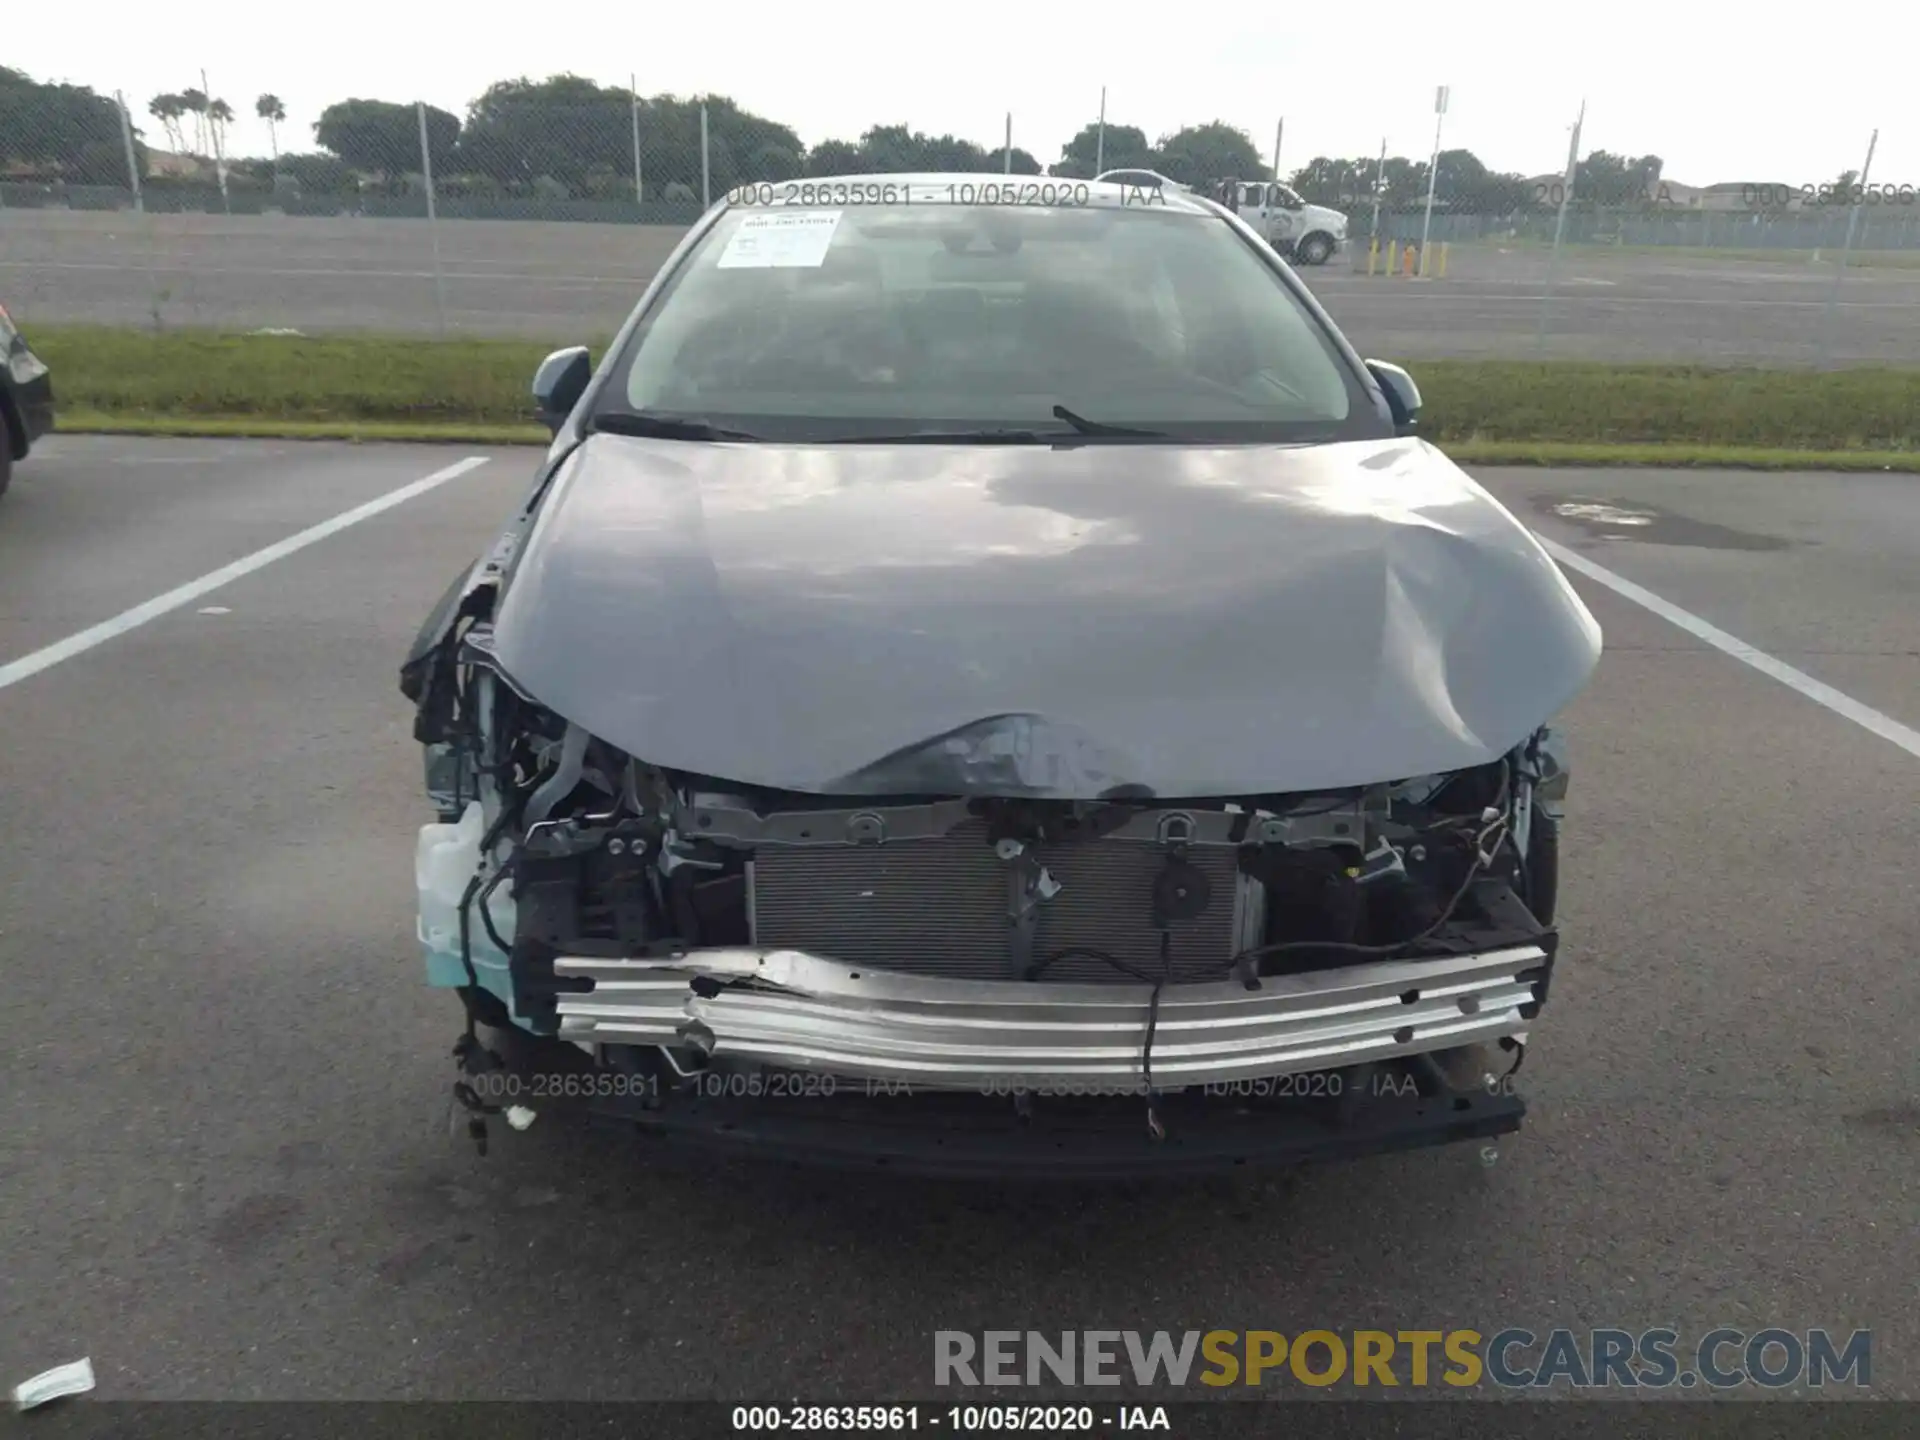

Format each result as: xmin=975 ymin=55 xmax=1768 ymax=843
xmin=256 ymin=94 xmax=286 ymax=164
xmin=148 ymin=93 xmax=186 ymax=153
xmin=180 ymin=87 xmax=208 ymax=155
xmin=208 ymin=97 xmax=234 ymax=154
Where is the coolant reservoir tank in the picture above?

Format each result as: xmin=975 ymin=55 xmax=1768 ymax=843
xmin=416 ymin=801 xmax=516 ymax=975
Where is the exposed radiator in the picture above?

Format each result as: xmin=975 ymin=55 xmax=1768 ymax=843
xmin=747 ymin=820 xmax=1248 ymax=984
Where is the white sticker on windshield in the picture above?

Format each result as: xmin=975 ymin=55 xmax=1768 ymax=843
xmin=716 ymin=209 xmax=843 ymax=269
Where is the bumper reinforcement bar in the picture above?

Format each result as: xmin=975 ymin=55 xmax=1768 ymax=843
xmin=552 ymin=943 xmax=1549 ymax=1090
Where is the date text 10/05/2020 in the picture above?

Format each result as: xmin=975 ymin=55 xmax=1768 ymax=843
xmin=463 ymin=1069 xmax=1521 ymax=1103
xmin=724 ymin=179 xmax=1169 ymax=209
xmin=732 ymin=1405 xmax=1174 ymax=1432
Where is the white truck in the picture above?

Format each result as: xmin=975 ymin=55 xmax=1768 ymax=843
xmin=1092 ymin=170 xmax=1349 ymax=266
xmin=1227 ymin=180 xmax=1349 ymax=266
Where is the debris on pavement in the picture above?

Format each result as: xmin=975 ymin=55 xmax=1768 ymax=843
xmin=12 ymin=1357 xmax=95 ymax=1411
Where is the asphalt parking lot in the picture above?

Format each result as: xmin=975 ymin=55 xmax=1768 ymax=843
xmin=1 ymin=437 xmax=1916 ymax=1402
xmin=4 ymin=209 xmax=1919 ymax=363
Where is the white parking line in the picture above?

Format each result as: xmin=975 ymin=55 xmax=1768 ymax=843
xmin=0 ymin=455 xmax=491 ymax=692
xmin=0 ymin=259 xmax=650 ymax=287
xmin=1541 ymin=537 xmax=1920 ymax=762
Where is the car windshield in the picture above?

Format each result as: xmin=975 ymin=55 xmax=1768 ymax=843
xmin=600 ymin=183 xmax=1385 ymax=444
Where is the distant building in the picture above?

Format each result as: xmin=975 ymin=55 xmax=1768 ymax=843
xmin=145 ymin=150 xmax=218 ymax=180
xmin=1687 ymin=182 xmax=1797 ymax=211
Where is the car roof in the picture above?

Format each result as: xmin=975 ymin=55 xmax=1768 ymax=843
xmin=729 ymin=172 xmax=1220 ymax=217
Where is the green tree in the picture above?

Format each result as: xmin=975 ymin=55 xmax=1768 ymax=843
xmin=983 ymin=146 xmax=1042 ymax=175
xmin=0 ymin=68 xmax=136 ymax=181
xmin=1420 ymin=148 xmax=1530 ymax=211
xmin=1291 ymin=156 xmax=1373 ymax=207
xmin=854 ymin=124 xmax=975 ymax=172
xmin=1578 ymin=150 xmax=1664 ymax=206
xmin=316 ymin=98 xmax=457 ymax=177
xmin=457 ymin=84 xmax=809 ymax=197
xmin=1052 ymin=120 xmax=1153 ymax=178
xmin=458 ymin=74 xmax=627 ymax=188
xmin=699 ymin=93 xmax=805 ymax=191
xmin=1151 ymin=122 xmax=1262 ymax=188
xmin=1377 ymin=156 xmax=1427 ymax=207
xmin=629 ymin=95 xmax=737 ymax=195
xmin=278 ymin=151 xmax=355 ymax=196
xmin=747 ymin=142 xmax=802 ymax=181
xmin=1431 ymin=147 xmax=1487 ymax=206
xmin=805 ymin=138 xmax=872 ymax=175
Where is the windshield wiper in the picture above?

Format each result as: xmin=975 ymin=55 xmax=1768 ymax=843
xmin=587 ymin=412 xmax=762 ymax=441
xmin=589 ymin=409 xmax=1164 ymax=445
xmin=831 ymin=428 xmax=1056 ymax=445
xmin=1049 ymin=404 xmax=1169 ymax=438
xmin=833 ymin=411 xmax=1171 ymax=444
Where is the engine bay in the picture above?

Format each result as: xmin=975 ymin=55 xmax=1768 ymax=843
xmin=409 ymin=625 xmax=1563 ymax=1043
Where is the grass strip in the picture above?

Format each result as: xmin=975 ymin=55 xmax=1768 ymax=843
xmin=53 ymin=409 xmax=550 ymax=445
xmin=51 ymin=412 xmax=1918 ymax=470
xmin=27 ymin=328 xmax=1920 ymax=459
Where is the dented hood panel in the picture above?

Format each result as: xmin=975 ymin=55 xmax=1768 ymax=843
xmin=488 ymin=434 xmax=1601 ymax=798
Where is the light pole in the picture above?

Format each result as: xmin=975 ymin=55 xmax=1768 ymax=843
xmin=1419 ymin=85 xmax=1448 ymax=276
xmin=630 ymin=75 xmax=644 ymax=204
xmin=1534 ymin=99 xmax=1586 ymax=351
xmin=1369 ymin=136 xmax=1386 ymax=244
xmin=1818 ymin=128 xmax=1879 ymax=367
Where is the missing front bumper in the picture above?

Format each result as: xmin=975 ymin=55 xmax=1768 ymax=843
xmin=583 ymin=1079 xmax=1528 ymax=1179
xmin=552 ymin=941 xmax=1550 ymax=1092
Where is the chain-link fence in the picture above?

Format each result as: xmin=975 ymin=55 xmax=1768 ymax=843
xmin=2 ymin=69 xmax=1913 ymax=365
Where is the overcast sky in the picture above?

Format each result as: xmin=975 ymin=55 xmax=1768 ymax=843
xmin=14 ymin=1 xmax=1914 ymax=185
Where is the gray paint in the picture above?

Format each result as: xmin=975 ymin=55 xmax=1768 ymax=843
xmin=488 ymin=433 xmax=1603 ymax=798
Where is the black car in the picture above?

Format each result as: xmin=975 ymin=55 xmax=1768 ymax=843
xmin=0 ymin=302 xmax=55 ymax=500
xmin=402 ymin=173 xmax=1600 ymax=1178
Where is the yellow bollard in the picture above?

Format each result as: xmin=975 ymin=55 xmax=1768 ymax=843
xmin=1367 ymin=236 xmax=1379 ymax=276
xmin=1437 ymin=242 xmax=1449 ymax=279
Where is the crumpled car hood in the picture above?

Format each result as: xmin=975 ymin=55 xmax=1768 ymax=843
xmin=488 ymin=433 xmax=1601 ymax=798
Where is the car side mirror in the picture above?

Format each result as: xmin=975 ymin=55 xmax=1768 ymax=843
xmin=531 ymin=346 xmax=592 ymax=433
xmin=1366 ymin=360 xmax=1422 ymax=434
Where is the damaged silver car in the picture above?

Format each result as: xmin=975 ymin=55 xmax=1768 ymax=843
xmin=401 ymin=174 xmax=1600 ymax=1176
